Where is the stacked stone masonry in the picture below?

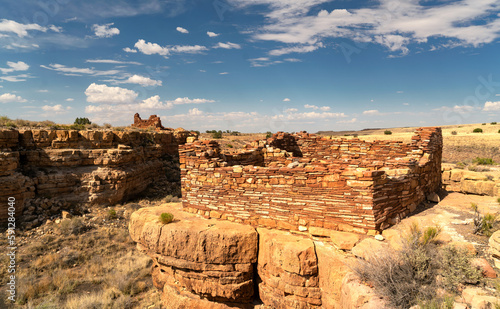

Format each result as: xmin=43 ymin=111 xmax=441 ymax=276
xmin=0 ymin=129 xmax=192 ymax=223
xmin=132 ymin=113 xmax=166 ymax=130
xmin=180 ymin=127 xmax=442 ymax=233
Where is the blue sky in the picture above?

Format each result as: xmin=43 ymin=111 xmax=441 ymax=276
xmin=0 ymin=0 xmax=499 ymax=133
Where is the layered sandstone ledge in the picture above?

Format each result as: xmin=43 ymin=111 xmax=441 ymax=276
xmin=179 ymin=127 xmax=442 ymax=234
xmin=129 ymin=204 xmax=349 ymax=309
xmin=442 ymin=166 xmax=500 ymax=197
xmin=0 ymin=129 xmax=193 ymax=224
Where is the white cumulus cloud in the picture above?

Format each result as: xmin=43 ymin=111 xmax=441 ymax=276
xmin=0 ymin=93 xmax=27 ymax=103
xmin=189 ymin=108 xmax=203 ymax=116
xmin=176 ymin=27 xmax=189 ymax=34
xmin=85 ymin=83 xmax=138 ymax=104
xmin=0 ymin=61 xmax=29 ymax=74
xmin=134 ymin=39 xmax=170 ymax=56
xmin=283 ymin=98 xmax=290 ymax=102
xmin=92 ymin=23 xmax=120 ymax=38
xmin=121 ymin=75 xmax=162 ymax=87
xmin=123 ymin=47 xmax=137 ymax=53
xmin=171 ymin=97 xmax=214 ymax=105
xmin=483 ymin=101 xmax=500 ymax=111
xmin=42 ymin=105 xmax=72 ymax=113
xmin=207 ymin=31 xmax=219 ymax=37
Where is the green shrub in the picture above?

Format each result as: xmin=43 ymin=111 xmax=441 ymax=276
xmin=211 ymin=130 xmax=223 ymax=139
xmin=472 ymin=203 xmax=497 ymax=236
xmin=230 ymin=131 xmax=240 ymax=136
xmin=473 ymin=128 xmax=483 ymax=133
xmin=266 ymin=131 xmax=272 ymax=138
xmin=472 ymin=157 xmax=495 ymax=165
xmin=384 ymin=130 xmax=392 ymax=135
xmin=74 ymin=117 xmax=92 ymax=125
xmin=497 ymin=197 xmax=500 ymax=204
xmin=353 ymin=223 xmax=440 ymax=308
xmin=159 ymin=213 xmax=174 ymax=224
xmin=227 ymin=144 xmax=233 ymax=148
xmin=491 ymin=122 xmax=497 ymax=125
xmin=108 ymin=209 xmax=117 ymax=220
xmin=418 ymin=296 xmax=454 ymax=309
xmin=451 ymin=131 xmax=457 ymax=135
xmin=482 ymin=123 xmax=486 ymax=125
xmin=498 ymin=129 xmax=500 ymax=133
xmin=439 ymin=245 xmax=482 ymax=292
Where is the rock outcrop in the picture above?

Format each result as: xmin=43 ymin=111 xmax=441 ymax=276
xmin=129 ymin=205 xmax=258 ymax=307
xmin=258 ymin=228 xmax=321 ymax=309
xmin=0 ymin=129 xmax=195 ymax=225
xmin=442 ymin=167 xmax=500 ymax=197
xmin=129 ymin=204 xmax=354 ymax=308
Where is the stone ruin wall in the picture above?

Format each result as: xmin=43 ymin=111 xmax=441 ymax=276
xmin=0 ymin=129 xmax=191 ymax=225
xmin=180 ymin=127 xmax=442 ymax=234
xmin=131 ymin=113 xmax=165 ymax=130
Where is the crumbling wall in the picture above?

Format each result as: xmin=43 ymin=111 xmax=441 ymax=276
xmin=131 ymin=113 xmax=165 ymax=130
xmin=180 ymin=127 xmax=442 ymax=233
xmin=0 ymin=129 xmax=189 ymax=226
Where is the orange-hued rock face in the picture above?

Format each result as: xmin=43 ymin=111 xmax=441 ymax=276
xmin=0 ymin=129 xmax=183 ymax=226
xmin=129 ymin=204 xmax=258 ymax=303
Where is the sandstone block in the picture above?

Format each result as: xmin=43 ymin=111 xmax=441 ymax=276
xmin=488 ymin=231 xmax=500 ymax=267
xmin=315 ymin=242 xmax=350 ymax=309
xmin=351 ymin=238 xmax=388 ymax=261
xmin=130 ymin=204 xmax=258 ymax=302
xmin=329 ymin=231 xmax=361 ymax=250
xmin=340 ymin=272 xmax=388 ymax=309
xmin=257 ymin=228 xmax=321 ymax=308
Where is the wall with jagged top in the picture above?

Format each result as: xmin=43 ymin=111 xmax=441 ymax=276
xmin=179 ymin=127 xmax=442 ymax=234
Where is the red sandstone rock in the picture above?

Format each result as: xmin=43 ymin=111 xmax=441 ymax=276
xmin=471 ymin=258 xmax=497 ymax=278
